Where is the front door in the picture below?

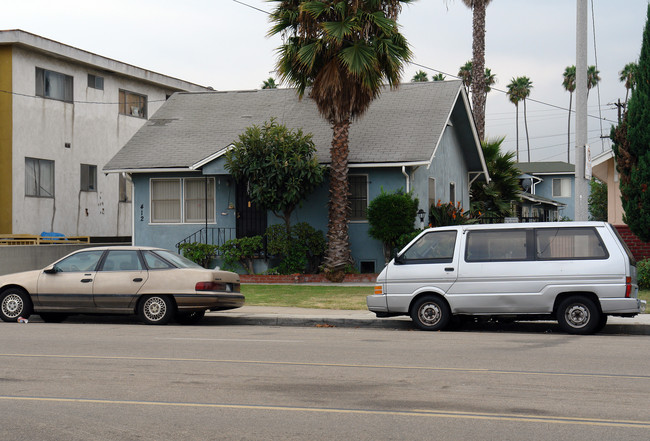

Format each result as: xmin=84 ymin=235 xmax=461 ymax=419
xmin=36 ymin=249 xmax=105 ymax=310
xmin=235 ymin=182 xmax=267 ymax=238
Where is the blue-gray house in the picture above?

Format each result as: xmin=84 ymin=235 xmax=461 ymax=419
xmin=104 ymin=81 xmax=489 ymax=273
xmin=516 ymin=162 xmax=575 ymax=221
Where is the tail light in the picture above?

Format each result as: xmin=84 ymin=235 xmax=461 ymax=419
xmin=196 ymin=281 xmax=226 ymax=292
xmin=374 ymin=285 xmax=384 ymax=295
xmin=625 ymin=277 xmax=632 ymax=298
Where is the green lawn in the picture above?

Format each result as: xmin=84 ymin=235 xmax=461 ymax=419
xmin=241 ymin=285 xmax=372 ymax=310
xmin=242 ymin=285 xmax=650 ymax=313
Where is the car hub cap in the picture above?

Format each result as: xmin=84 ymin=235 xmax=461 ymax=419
xmin=144 ymin=297 xmax=166 ymax=321
xmin=420 ymin=303 xmax=441 ymax=326
xmin=566 ymin=305 xmax=589 ymax=328
xmin=2 ymin=294 xmax=23 ymax=319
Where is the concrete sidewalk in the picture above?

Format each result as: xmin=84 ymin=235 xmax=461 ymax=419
xmin=208 ymin=306 xmax=650 ymax=335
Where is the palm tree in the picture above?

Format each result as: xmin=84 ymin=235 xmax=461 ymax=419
xmin=483 ymin=67 xmax=496 ymax=117
xmin=458 ymin=60 xmax=473 ymax=95
xmin=619 ymin=62 xmax=637 ymax=105
xmin=432 ymin=73 xmax=446 ymax=81
xmin=411 ymin=70 xmax=429 ymax=82
xmin=506 ymin=76 xmax=533 ymax=162
xmin=470 ymin=137 xmax=521 ymax=218
xmin=461 ymin=0 xmax=493 ymax=141
xmin=268 ymin=0 xmax=413 ymax=281
xmin=586 ymin=65 xmax=600 ymax=97
xmin=562 ymin=65 xmax=576 ymax=163
xmin=262 ymin=77 xmax=277 ymax=89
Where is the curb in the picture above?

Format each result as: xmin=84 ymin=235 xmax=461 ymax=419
xmin=206 ymin=311 xmax=650 ymax=335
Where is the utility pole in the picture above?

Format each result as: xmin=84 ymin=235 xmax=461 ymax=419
xmin=574 ymin=0 xmax=590 ymax=221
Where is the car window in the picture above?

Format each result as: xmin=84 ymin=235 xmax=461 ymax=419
xmin=101 ymin=250 xmax=144 ymax=271
xmin=152 ymin=250 xmax=203 ymax=269
xmin=400 ymin=231 xmax=457 ymax=263
xmin=535 ymin=227 xmax=609 ymax=260
xmin=466 ymin=229 xmax=530 ymax=262
xmin=143 ymin=251 xmax=175 ymax=270
xmin=55 ymin=250 xmax=104 ymax=272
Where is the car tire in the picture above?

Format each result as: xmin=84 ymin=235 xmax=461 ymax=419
xmin=177 ymin=310 xmax=206 ymax=325
xmin=411 ymin=295 xmax=451 ymax=331
xmin=39 ymin=313 xmax=68 ymax=323
xmin=556 ymin=296 xmax=600 ymax=335
xmin=138 ymin=295 xmax=174 ymax=325
xmin=0 ymin=288 xmax=33 ymax=322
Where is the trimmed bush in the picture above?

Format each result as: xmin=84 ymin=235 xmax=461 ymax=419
xmin=638 ymin=259 xmax=650 ymax=290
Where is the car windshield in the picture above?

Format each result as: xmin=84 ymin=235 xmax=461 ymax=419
xmin=152 ymin=250 xmax=203 ymax=269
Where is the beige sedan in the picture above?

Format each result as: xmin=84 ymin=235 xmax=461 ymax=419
xmin=0 ymin=246 xmax=243 ymax=325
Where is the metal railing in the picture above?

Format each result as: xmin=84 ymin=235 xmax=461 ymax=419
xmin=175 ymin=228 xmax=236 ymax=253
xmin=0 ymin=234 xmax=90 ymax=246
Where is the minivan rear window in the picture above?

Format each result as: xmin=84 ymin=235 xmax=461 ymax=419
xmin=465 ymin=229 xmax=531 ymax=262
xmin=535 ymin=227 xmax=608 ymax=260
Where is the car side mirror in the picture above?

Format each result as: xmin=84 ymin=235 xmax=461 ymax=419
xmin=44 ymin=265 xmax=59 ymax=274
xmin=394 ymin=249 xmax=403 ymax=264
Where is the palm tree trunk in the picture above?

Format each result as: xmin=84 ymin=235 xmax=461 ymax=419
xmin=567 ymin=92 xmax=572 ymax=163
xmin=470 ymin=0 xmax=487 ymax=140
xmin=324 ymin=119 xmax=352 ymax=282
xmin=524 ymin=99 xmax=531 ymax=162
xmin=515 ymin=103 xmax=520 ymax=162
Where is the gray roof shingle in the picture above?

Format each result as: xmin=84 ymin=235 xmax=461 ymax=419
xmin=105 ymin=81 xmax=468 ymax=171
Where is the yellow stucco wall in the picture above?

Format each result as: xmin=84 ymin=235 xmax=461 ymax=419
xmin=0 ymin=46 xmax=12 ymax=233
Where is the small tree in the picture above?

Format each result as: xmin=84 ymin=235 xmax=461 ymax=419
xmin=225 ymin=120 xmax=325 ymax=236
xmin=613 ymin=4 xmax=650 ymax=242
xmin=588 ymin=178 xmax=607 ymax=221
xmin=367 ymin=189 xmax=419 ymax=263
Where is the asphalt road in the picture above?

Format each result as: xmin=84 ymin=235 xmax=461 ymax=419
xmin=1 ymin=320 xmax=649 ymax=440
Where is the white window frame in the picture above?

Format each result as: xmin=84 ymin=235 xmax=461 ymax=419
xmin=348 ymin=174 xmax=369 ymax=222
xmin=552 ymin=178 xmax=571 ymax=198
xmin=184 ymin=178 xmax=215 ymax=223
xmin=150 ymin=177 xmax=216 ymax=224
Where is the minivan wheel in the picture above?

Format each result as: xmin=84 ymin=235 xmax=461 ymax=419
xmin=0 ymin=288 xmax=33 ymax=322
xmin=556 ymin=296 xmax=600 ymax=335
xmin=411 ymin=296 xmax=451 ymax=331
xmin=138 ymin=295 xmax=174 ymax=325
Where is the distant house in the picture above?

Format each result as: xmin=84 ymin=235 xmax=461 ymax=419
xmin=592 ymin=149 xmax=624 ymax=224
xmin=104 ymin=81 xmax=489 ymax=273
xmin=0 ymin=30 xmax=210 ymax=238
xmin=515 ymin=161 xmax=575 ymax=221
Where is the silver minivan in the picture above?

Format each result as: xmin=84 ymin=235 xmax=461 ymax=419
xmin=367 ymin=222 xmax=646 ymax=334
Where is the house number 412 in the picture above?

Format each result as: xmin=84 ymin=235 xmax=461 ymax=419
xmin=140 ymin=204 xmax=145 ymax=222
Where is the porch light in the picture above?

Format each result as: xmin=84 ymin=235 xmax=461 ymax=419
xmin=417 ymin=209 xmax=426 ymax=229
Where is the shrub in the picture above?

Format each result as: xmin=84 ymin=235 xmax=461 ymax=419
xmin=266 ymin=222 xmax=325 ymax=274
xmin=219 ymin=236 xmax=264 ymax=274
xmin=178 ymin=242 xmax=219 ymax=268
xmin=638 ymin=259 xmax=650 ymax=290
xmin=430 ymin=200 xmax=475 ymax=227
xmin=367 ymin=189 xmax=419 ymax=262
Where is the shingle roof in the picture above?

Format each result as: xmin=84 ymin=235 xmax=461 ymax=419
xmin=516 ymin=161 xmax=575 ymax=174
xmin=104 ymin=81 xmax=473 ymax=171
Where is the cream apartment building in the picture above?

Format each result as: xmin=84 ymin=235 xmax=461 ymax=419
xmin=0 ymin=30 xmax=209 ymax=238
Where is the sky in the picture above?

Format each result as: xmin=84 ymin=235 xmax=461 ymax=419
xmin=2 ymin=0 xmax=647 ymax=164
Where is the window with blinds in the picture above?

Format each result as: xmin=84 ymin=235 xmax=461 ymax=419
xmin=150 ymin=178 xmax=215 ymax=223
xmin=184 ymin=178 xmax=215 ymax=223
xmin=151 ymin=179 xmax=181 ymax=223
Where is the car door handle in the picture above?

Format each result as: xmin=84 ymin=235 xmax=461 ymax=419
xmin=80 ymin=278 xmax=93 ymax=283
xmin=133 ymin=278 xmax=143 ymax=282
xmin=444 ymin=267 xmax=455 ymax=272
